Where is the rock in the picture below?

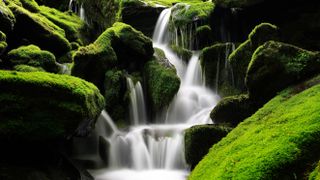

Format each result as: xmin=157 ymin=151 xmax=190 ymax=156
xmin=184 ymin=124 xmax=231 ymax=169
xmin=7 ymin=45 xmax=59 ymax=73
xmin=13 ymin=64 xmax=45 ymax=72
xmin=189 ymin=75 xmax=320 ymax=180
xmin=201 ymin=42 xmax=240 ymax=96
xmin=195 ymin=25 xmax=213 ymax=49
xmin=246 ymin=41 xmax=320 ymax=101
xmin=229 ymin=23 xmax=279 ymax=91
xmin=170 ymin=45 xmax=192 ymax=62
xmin=9 ymin=2 xmax=71 ymax=56
xmin=39 ymin=6 xmax=85 ymax=44
xmin=144 ymin=58 xmax=180 ymax=110
xmin=0 ymin=1 xmax=16 ymax=33
xmin=210 ymin=94 xmax=259 ymax=126
xmin=0 ymin=31 xmax=7 ymax=55
xmin=0 ymin=70 xmax=105 ymax=141
xmin=72 ymin=22 xmax=153 ymax=91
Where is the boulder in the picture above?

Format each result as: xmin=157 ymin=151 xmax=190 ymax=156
xmin=0 ymin=70 xmax=105 ymax=141
xmin=0 ymin=1 xmax=15 ymax=34
xmin=8 ymin=2 xmax=71 ymax=56
xmin=246 ymin=41 xmax=320 ymax=101
xmin=184 ymin=124 xmax=231 ymax=169
xmin=7 ymin=45 xmax=59 ymax=73
xmin=190 ymin=75 xmax=320 ymax=180
xmin=229 ymin=23 xmax=279 ymax=91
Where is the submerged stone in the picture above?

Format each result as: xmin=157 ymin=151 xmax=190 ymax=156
xmin=7 ymin=45 xmax=59 ymax=73
xmin=0 ymin=70 xmax=105 ymax=141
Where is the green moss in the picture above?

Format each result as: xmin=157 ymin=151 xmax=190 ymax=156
xmin=0 ymin=1 xmax=16 ymax=33
xmin=9 ymin=2 xmax=71 ymax=56
xmin=246 ymin=41 xmax=320 ymax=101
xmin=185 ymin=124 xmax=231 ymax=169
xmin=144 ymin=58 xmax=180 ymax=110
xmin=309 ymin=161 xmax=320 ymax=180
xmin=229 ymin=23 xmax=279 ymax=91
xmin=13 ymin=64 xmax=45 ymax=72
xmin=210 ymin=94 xmax=259 ymax=127
xmin=7 ymin=45 xmax=59 ymax=73
xmin=170 ymin=45 xmax=192 ymax=62
xmin=20 ymin=0 xmax=40 ymax=12
xmin=171 ymin=2 xmax=214 ymax=27
xmin=190 ymin=77 xmax=320 ymax=180
xmin=0 ymin=31 xmax=7 ymax=55
xmin=0 ymin=70 xmax=105 ymax=141
xmin=39 ymin=6 xmax=85 ymax=44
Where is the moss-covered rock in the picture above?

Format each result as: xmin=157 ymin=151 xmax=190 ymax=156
xmin=210 ymin=94 xmax=259 ymax=127
xmin=201 ymin=42 xmax=240 ymax=96
xmin=184 ymin=124 xmax=231 ymax=169
xmin=20 ymin=0 xmax=40 ymax=13
xmin=7 ymin=45 xmax=59 ymax=73
xmin=0 ymin=70 xmax=105 ymax=141
xmin=39 ymin=6 xmax=85 ymax=44
xmin=309 ymin=161 xmax=320 ymax=180
xmin=0 ymin=31 xmax=7 ymax=55
xmin=246 ymin=41 xmax=320 ymax=101
xmin=0 ymin=1 xmax=16 ymax=33
xmin=144 ymin=58 xmax=180 ymax=110
xmin=170 ymin=45 xmax=192 ymax=62
xmin=189 ymin=75 xmax=320 ymax=180
xmin=229 ymin=23 xmax=279 ymax=91
xmin=13 ymin=64 xmax=45 ymax=72
xmin=9 ymin=2 xmax=71 ymax=56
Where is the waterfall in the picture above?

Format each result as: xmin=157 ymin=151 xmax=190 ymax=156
xmin=127 ymin=77 xmax=147 ymax=125
xmin=90 ymin=8 xmax=220 ymax=180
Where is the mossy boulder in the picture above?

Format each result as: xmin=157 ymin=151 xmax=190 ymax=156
xmin=170 ymin=45 xmax=192 ymax=62
xmin=189 ymin=75 xmax=320 ymax=180
xmin=39 ymin=6 xmax=85 ymax=44
xmin=229 ymin=23 xmax=279 ymax=91
xmin=184 ymin=124 xmax=231 ymax=169
xmin=201 ymin=42 xmax=240 ymax=96
xmin=0 ymin=70 xmax=105 ymax=141
xmin=144 ymin=58 xmax=180 ymax=110
xmin=20 ymin=0 xmax=40 ymax=13
xmin=7 ymin=45 xmax=60 ymax=73
xmin=9 ymin=2 xmax=71 ymax=56
xmin=0 ymin=31 xmax=7 ymax=55
xmin=0 ymin=1 xmax=15 ymax=33
xmin=246 ymin=41 xmax=320 ymax=101
xmin=13 ymin=64 xmax=45 ymax=72
xmin=210 ymin=94 xmax=259 ymax=127
xmin=309 ymin=161 xmax=320 ymax=180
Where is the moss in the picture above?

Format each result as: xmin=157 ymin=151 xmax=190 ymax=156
xmin=13 ymin=64 xmax=45 ymax=72
xmin=210 ymin=94 xmax=260 ymax=127
xmin=20 ymin=0 xmax=40 ymax=12
xmin=0 ymin=31 xmax=7 ymax=55
xmin=39 ymin=6 xmax=85 ymax=44
xmin=201 ymin=43 xmax=239 ymax=96
xmin=170 ymin=45 xmax=192 ymax=62
xmin=189 ymin=76 xmax=320 ymax=180
xmin=144 ymin=58 xmax=180 ymax=110
xmin=0 ymin=0 xmax=16 ymax=33
xmin=171 ymin=2 xmax=214 ymax=27
xmin=246 ymin=41 xmax=320 ymax=101
xmin=9 ymin=2 xmax=71 ymax=56
xmin=309 ymin=161 xmax=320 ymax=180
xmin=57 ymin=51 xmax=75 ymax=63
xmin=7 ymin=45 xmax=59 ymax=73
xmin=229 ymin=23 xmax=279 ymax=91
xmin=104 ymin=69 xmax=128 ymax=124
xmin=212 ymin=0 xmax=264 ymax=8
xmin=0 ymin=70 xmax=105 ymax=141
xmin=185 ymin=124 xmax=231 ymax=169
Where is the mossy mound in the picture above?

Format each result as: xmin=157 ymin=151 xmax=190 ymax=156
xmin=229 ymin=23 xmax=279 ymax=91
xmin=247 ymin=41 xmax=320 ymax=101
xmin=210 ymin=94 xmax=259 ymax=127
xmin=7 ymin=45 xmax=59 ymax=73
xmin=39 ymin=6 xmax=85 ymax=44
xmin=0 ymin=1 xmax=16 ymax=33
xmin=189 ymin=76 xmax=320 ymax=180
xmin=0 ymin=70 xmax=105 ymax=141
xmin=309 ymin=161 xmax=320 ymax=180
xmin=144 ymin=58 xmax=180 ymax=110
xmin=0 ymin=31 xmax=7 ymax=55
xmin=170 ymin=45 xmax=192 ymax=62
xmin=201 ymin=42 xmax=240 ymax=96
xmin=13 ymin=64 xmax=45 ymax=72
xmin=9 ymin=2 xmax=71 ymax=56
xmin=185 ymin=124 xmax=231 ymax=169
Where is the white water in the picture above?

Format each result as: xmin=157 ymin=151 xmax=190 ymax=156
xmin=91 ymin=8 xmax=220 ymax=180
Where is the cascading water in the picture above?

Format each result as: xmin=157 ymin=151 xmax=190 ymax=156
xmin=90 ymin=8 xmax=220 ymax=180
